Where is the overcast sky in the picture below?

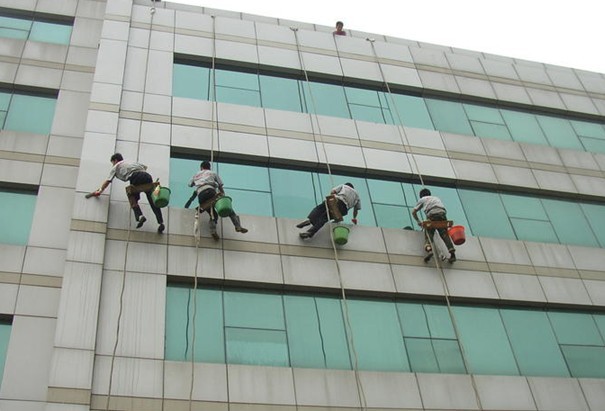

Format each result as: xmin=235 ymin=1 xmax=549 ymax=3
xmin=165 ymin=0 xmax=605 ymax=74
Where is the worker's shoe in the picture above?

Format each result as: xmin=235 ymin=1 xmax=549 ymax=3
xmin=296 ymin=219 xmax=311 ymax=228
xmin=299 ymin=231 xmax=314 ymax=239
xmin=157 ymin=223 xmax=165 ymax=234
xmin=448 ymin=252 xmax=456 ymax=263
xmin=211 ymin=232 xmax=220 ymax=241
xmin=235 ymin=226 xmax=248 ymax=233
xmin=423 ymin=252 xmax=434 ymax=263
xmin=136 ymin=216 xmax=146 ymax=228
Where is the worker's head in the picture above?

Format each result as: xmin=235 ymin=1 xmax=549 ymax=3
xmin=201 ymin=161 xmax=211 ymax=170
xmin=345 ymin=182 xmax=354 ymax=189
xmin=419 ymin=188 xmax=431 ymax=198
xmin=110 ymin=153 xmax=123 ymax=164
xmin=336 ymin=21 xmax=344 ymax=31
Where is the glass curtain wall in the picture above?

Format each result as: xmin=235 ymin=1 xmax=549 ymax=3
xmin=171 ymin=157 xmax=605 ymax=248
xmin=173 ymin=61 xmax=605 ymax=154
xmin=165 ymin=285 xmax=605 ymax=379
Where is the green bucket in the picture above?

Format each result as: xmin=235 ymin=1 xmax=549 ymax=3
xmin=215 ymin=196 xmax=233 ymax=217
xmin=332 ymin=225 xmax=350 ymax=245
xmin=152 ymin=186 xmax=171 ymax=208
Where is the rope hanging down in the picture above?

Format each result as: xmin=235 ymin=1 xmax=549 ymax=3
xmin=104 ymin=3 xmax=158 ymax=410
xmin=188 ymin=14 xmax=218 ymax=411
xmin=291 ymin=27 xmax=368 ymax=411
xmin=366 ymin=38 xmax=484 ymax=410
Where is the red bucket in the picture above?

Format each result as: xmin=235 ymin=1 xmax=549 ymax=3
xmin=448 ymin=225 xmax=466 ymax=245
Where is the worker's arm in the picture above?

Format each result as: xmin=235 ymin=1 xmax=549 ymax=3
xmin=412 ymin=208 xmax=422 ymax=226
xmin=95 ymin=180 xmax=111 ymax=195
xmin=352 ymin=209 xmax=358 ymax=224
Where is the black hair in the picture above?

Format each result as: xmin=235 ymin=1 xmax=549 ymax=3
xmin=345 ymin=182 xmax=354 ymax=188
xmin=201 ymin=161 xmax=211 ymax=170
xmin=110 ymin=153 xmax=123 ymax=162
xmin=419 ymin=188 xmax=431 ymax=198
xmin=336 ymin=21 xmax=344 ymax=26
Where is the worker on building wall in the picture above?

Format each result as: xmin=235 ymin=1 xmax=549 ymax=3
xmin=187 ymin=161 xmax=248 ymax=240
xmin=412 ymin=188 xmax=456 ymax=262
xmin=297 ymin=182 xmax=361 ymax=239
xmin=93 ymin=153 xmax=165 ymax=233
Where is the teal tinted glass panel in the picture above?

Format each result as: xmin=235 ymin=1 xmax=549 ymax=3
xmin=571 ymin=121 xmax=605 ymax=139
xmin=225 ymin=328 xmax=289 ymax=366
xmin=537 ymin=116 xmax=583 ymax=150
xmin=215 ymin=69 xmax=259 ymax=90
xmin=470 ymin=121 xmax=512 ymax=140
xmin=367 ymin=179 xmax=405 ymax=205
xmin=165 ymin=287 xmax=224 ymax=362
xmin=374 ymin=204 xmax=408 ymax=229
xmin=0 ymin=27 xmax=28 ymax=40
xmin=259 ymin=75 xmax=303 ymax=112
xmin=501 ymin=194 xmax=547 ymax=220
xmin=406 ymin=338 xmax=439 ymax=372
xmin=389 ymin=94 xmax=434 ymax=129
xmin=0 ymin=322 xmax=9 ymax=388
xmin=345 ymin=87 xmax=381 ymax=106
xmin=173 ymin=64 xmax=210 ymax=100
xmin=168 ymin=157 xmax=199 ymax=209
xmin=302 ymin=82 xmax=350 ymax=119
xmin=425 ymin=99 xmax=473 ymax=135
xmin=548 ymin=311 xmax=604 ymax=345
xmin=4 ymin=94 xmax=56 ymax=134
xmin=284 ymin=296 xmax=328 ymax=368
xmin=595 ymin=314 xmax=605 ymax=339
xmin=349 ymin=104 xmax=386 ymax=123
xmin=543 ymin=199 xmax=598 ymax=247
xmin=464 ymin=105 xmax=504 ymax=123
xmin=29 ymin=21 xmax=72 ymax=44
xmin=501 ymin=309 xmax=569 ymax=376
xmin=218 ymin=163 xmax=270 ymax=192
xmin=0 ymin=92 xmax=11 ymax=110
xmin=453 ymin=306 xmax=518 ymax=375
xmin=458 ymin=189 xmax=515 ymax=239
xmin=347 ymin=299 xmax=409 ymax=371
xmin=501 ymin=110 xmax=549 ymax=145
xmin=0 ymin=16 xmax=32 ymax=30
xmin=397 ymin=303 xmax=430 ymax=338
xmin=561 ymin=345 xmax=605 ymax=378
xmin=215 ymin=86 xmax=261 ymax=107
xmin=510 ymin=218 xmax=558 ymax=243
xmin=433 ymin=339 xmax=465 ymax=373
xmin=224 ymin=291 xmax=284 ymax=330
xmin=270 ymin=168 xmax=316 ymax=219
xmin=226 ymin=189 xmax=273 ymax=217
xmin=580 ymin=137 xmax=605 ymax=154
xmin=424 ymin=304 xmax=455 ymax=339
xmin=0 ymin=189 xmax=36 ymax=245
xmin=316 ymin=297 xmax=352 ymax=369
xmin=580 ymin=204 xmax=605 ymax=247
xmin=284 ymin=296 xmax=351 ymax=369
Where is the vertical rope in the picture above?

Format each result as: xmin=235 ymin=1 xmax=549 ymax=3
xmin=188 ymin=14 xmax=218 ymax=411
xmin=291 ymin=27 xmax=368 ymax=411
xmin=105 ymin=2 xmax=156 ymax=409
xmin=366 ymin=38 xmax=484 ymax=410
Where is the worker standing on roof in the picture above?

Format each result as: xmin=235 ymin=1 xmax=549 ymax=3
xmin=412 ymin=188 xmax=456 ymax=262
xmin=93 ymin=153 xmax=165 ymax=233
xmin=297 ymin=182 xmax=360 ymax=239
xmin=333 ymin=21 xmax=346 ymax=36
xmin=187 ymin=161 xmax=248 ymax=240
